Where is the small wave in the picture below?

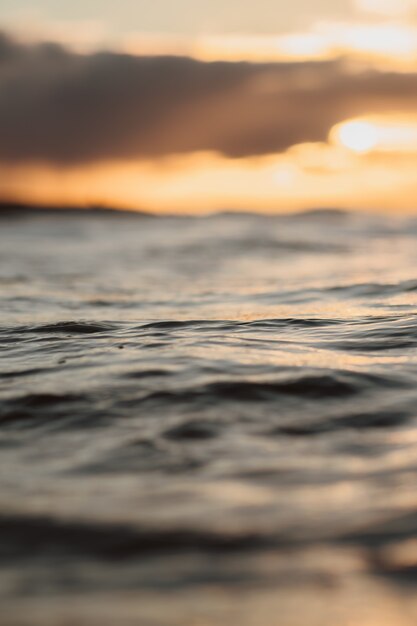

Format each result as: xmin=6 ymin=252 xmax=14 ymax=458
xmin=136 ymin=318 xmax=342 ymax=335
xmin=0 ymin=513 xmax=271 ymax=562
xmin=323 ymin=317 xmax=417 ymax=352
xmin=139 ymin=320 xmax=217 ymax=331
xmin=139 ymin=371 xmax=393 ymax=408
xmin=0 ymin=367 xmax=51 ymax=379
xmin=18 ymin=321 xmax=118 ymax=335
xmin=163 ymin=420 xmax=219 ymax=441
xmin=327 ymin=279 xmax=417 ymax=299
xmin=272 ymin=410 xmax=410 ymax=437
xmin=0 ymin=392 xmax=88 ymax=426
xmin=244 ymin=318 xmax=342 ymax=330
xmin=125 ymin=369 xmax=172 ymax=379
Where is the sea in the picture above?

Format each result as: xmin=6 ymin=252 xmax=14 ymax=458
xmin=1 ymin=208 xmax=417 ymax=625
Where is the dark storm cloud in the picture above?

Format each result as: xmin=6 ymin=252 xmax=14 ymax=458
xmin=1 ymin=30 xmax=417 ymax=165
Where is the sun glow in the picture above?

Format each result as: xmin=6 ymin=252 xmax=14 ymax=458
xmin=331 ymin=117 xmax=417 ymax=154
xmin=3 ymin=145 xmax=417 ymax=214
xmin=333 ymin=121 xmax=378 ymax=154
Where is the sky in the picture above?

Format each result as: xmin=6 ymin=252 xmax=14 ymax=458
xmin=0 ymin=1 xmax=368 ymax=37
xmin=1 ymin=0 xmax=417 ymax=213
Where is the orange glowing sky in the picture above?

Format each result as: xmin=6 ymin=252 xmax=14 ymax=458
xmin=1 ymin=0 xmax=417 ymax=213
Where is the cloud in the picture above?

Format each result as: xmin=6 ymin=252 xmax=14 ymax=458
xmin=1 ymin=30 xmax=417 ymax=165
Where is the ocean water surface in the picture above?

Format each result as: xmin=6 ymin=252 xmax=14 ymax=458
xmin=1 ymin=209 xmax=417 ymax=625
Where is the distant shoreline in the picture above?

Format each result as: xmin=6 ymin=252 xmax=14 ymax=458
xmin=0 ymin=201 xmax=352 ymax=220
xmin=0 ymin=202 xmax=155 ymax=219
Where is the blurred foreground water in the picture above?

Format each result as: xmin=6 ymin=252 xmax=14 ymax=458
xmin=1 ymin=209 xmax=417 ymax=625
